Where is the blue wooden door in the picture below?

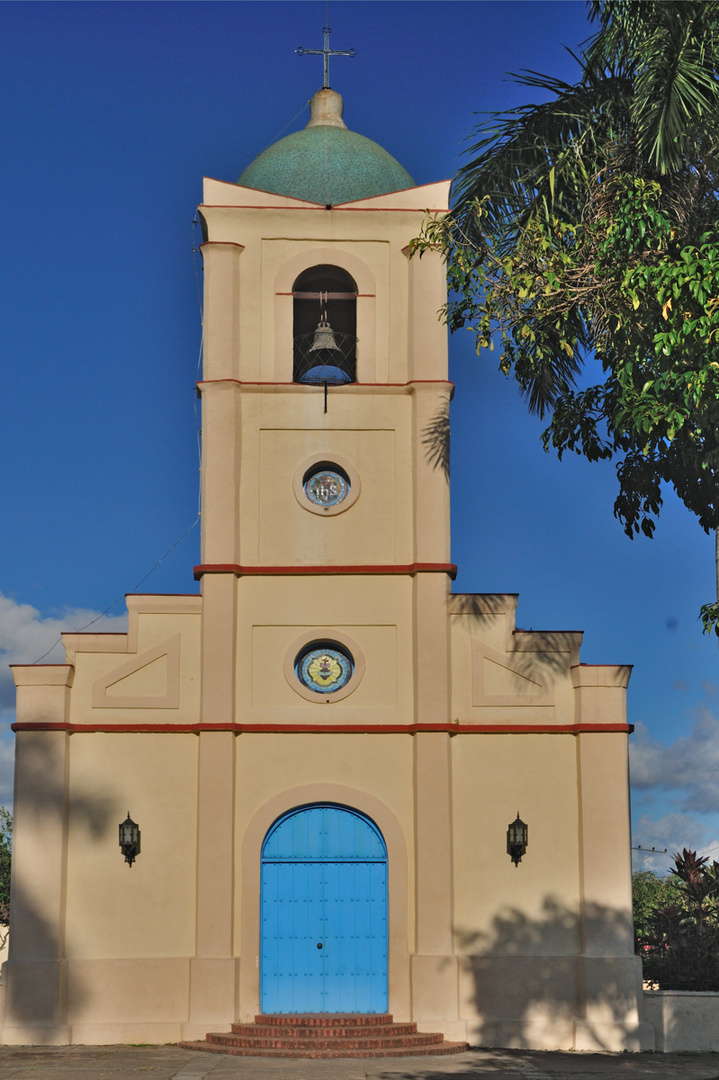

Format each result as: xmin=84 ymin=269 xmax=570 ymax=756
xmin=260 ymin=804 xmax=388 ymax=1013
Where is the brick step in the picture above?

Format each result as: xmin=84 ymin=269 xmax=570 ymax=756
xmin=233 ymin=1021 xmax=419 ymax=1038
xmin=180 ymin=1012 xmax=469 ymax=1059
xmin=205 ymin=1032 xmax=445 ymax=1050
xmin=180 ymin=1039 xmax=470 ymax=1059
xmin=254 ymin=1013 xmax=395 ymax=1027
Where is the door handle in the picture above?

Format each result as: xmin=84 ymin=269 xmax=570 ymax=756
xmin=317 ymin=943 xmax=323 ymax=949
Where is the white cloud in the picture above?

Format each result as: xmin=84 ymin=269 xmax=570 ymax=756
xmin=631 ymin=712 xmax=719 ymax=813
xmin=630 ymin=711 xmax=719 ymax=873
xmin=0 ymin=741 xmax=16 ymax=808
xmin=0 ymin=593 xmax=128 ymax=805
xmin=0 ymin=593 xmax=127 ymax=713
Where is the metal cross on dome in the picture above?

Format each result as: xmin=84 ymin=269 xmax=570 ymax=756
xmin=296 ymin=26 xmax=357 ymax=89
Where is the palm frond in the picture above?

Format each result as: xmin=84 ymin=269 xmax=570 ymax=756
xmin=632 ymin=4 xmax=719 ymax=172
xmin=587 ymin=0 xmax=719 ymax=173
xmin=452 ymin=69 xmax=631 ymax=246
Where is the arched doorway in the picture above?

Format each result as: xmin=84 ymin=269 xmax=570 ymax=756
xmin=260 ymin=803 xmax=388 ymax=1014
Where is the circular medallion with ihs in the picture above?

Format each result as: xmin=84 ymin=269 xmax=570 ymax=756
xmin=304 ymin=466 xmax=349 ymax=509
xmin=294 ymin=455 xmax=360 ymax=516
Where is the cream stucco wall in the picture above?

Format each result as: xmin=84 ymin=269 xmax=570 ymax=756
xmin=452 ymin=733 xmax=582 ymax=950
xmin=67 ymin=613 xmax=201 ymax=725
xmin=237 ymin=575 xmax=414 ymax=723
xmin=64 ymin=733 xmax=198 ymax=959
xmin=4 ymin=602 xmax=650 ymax=1049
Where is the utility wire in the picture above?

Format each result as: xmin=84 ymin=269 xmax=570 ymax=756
xmin=32 ymin=515 xmax=201 ymax=665
xmin=268 ymin=99 xmax=311 ymax=146
xmin=191 ymin=215 xmax=204 ymax=518
xmin=678 ymin=756 xmax=719 ymax=820
xmin=32 ymin=213 xmax=207 ymax=666
xmin=192 ymin=215 xmax=204 ymax=326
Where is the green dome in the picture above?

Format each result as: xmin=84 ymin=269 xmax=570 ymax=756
xmin=238 ymin=89 xmax=414 ymax=205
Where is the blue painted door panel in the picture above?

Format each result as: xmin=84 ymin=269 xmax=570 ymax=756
xmin=262 ymin=804 xmax=385 ymax=860
xmin=321 ymin=860 xmax=387 ymax=1012
xmin=261 ymin=862 xmax=325 ymax=1013
xmin=260 ymin=805 xmax=388 ymax=1013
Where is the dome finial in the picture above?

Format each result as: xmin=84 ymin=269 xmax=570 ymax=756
xmin=296 ymin=24 xmax=356 ymax=89
xmin=306 ymin=88 xmax=347 ymax=130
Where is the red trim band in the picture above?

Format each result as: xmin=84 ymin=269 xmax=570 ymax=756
xmin=200 ymin=205 xmax=449 ymax=214
xmin=197 ymin=378 xmax=454 ymax=388
xmin=194 ymin=563 xmax=457 ymax=581
xmin=12 ymin=722 xmax=633 ymax=735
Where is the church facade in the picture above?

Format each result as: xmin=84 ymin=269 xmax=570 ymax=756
xmin=3 ymin=87 xmax=653 ymax=1051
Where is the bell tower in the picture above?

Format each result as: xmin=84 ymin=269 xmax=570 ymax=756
xmin=195 ymin=86 xmax=454 ymax=729
xmin=194 ymin=86 xmax=458 ymax=1027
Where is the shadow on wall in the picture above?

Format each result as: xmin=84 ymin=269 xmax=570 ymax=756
xmin=451 ymin=597 xmax=579 ymax=680
xmin=453 ymin=896 xmax=639 ymax=1052
xmin=5 ymin=734 xmax=116 ymax=1032
xmin=422 ymin=397 xmax=451 ymax=480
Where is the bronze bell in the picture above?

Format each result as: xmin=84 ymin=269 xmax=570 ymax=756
xmin=309 ymin=316 xmax=340 ymax=352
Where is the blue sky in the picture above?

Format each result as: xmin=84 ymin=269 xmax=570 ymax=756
xmin=0 ymin=0 xmax=717 ymax=873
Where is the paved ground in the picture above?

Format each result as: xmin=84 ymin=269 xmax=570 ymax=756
xmin=0 ymin=1046 xmax=717 ymax=1080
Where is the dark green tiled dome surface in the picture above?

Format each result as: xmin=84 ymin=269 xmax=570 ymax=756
xmin=238 ymin=90 xmax=414 ymax=205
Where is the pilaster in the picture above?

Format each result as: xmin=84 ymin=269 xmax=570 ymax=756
xmin=200 ymin=241 xmax=244 ymax=381
xmin=5 ymin=666 xmax=72 ymax=1042
xmin=195 ymin=731 xmax=236 ymax=958
xmin=413 ymin=573 xmax=451 ymax=724
xmin=197 ymin=380 xmax=242 ymax=565
xmin=405 ymin=246 xmax=448 ymax=382
xmin=411 ymin=731 xmax=458 ymax=1027
xmin=411 ymin=382 xmax=451 ymax=565
xmin=573 ymin=674 xmax=652 ymax=1047
xmin=194 ymin=573 xmax=238 ymax=988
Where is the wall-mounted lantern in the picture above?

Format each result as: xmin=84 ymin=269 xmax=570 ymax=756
xmin=506 ymin=813 xmax=528 ymax=867
xmin=119 ymin=812 xmax=141 ymax=867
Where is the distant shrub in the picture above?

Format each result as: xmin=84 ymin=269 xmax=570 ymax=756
xmin=635 ymin=849 xmax=719 ymax=991
xmin=0 ymin=808 xmax=11 ymax=927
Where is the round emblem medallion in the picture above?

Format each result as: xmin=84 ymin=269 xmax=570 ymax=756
xmin=296 ymin=645 xmax=354 ymax=694
xmin=303 ymin=467 xmax=349 ymax=508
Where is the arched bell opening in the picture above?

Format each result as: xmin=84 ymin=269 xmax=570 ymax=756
xmin=293 ymin=265 xmax=357 ymax=385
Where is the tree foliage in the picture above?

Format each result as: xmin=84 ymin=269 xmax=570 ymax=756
xmin=633 ymin=867 xmax=683 ymax=946
xmin=636 ymin=849 xmax=719 ymax=990
xmin=413 ymin=0 xmax=719 ymax=632
xmin=0 ymin=808 xmax=12 ymax=928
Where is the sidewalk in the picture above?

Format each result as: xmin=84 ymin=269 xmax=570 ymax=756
xmin=0 ymin=1046 xmax=717 ymax=1080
